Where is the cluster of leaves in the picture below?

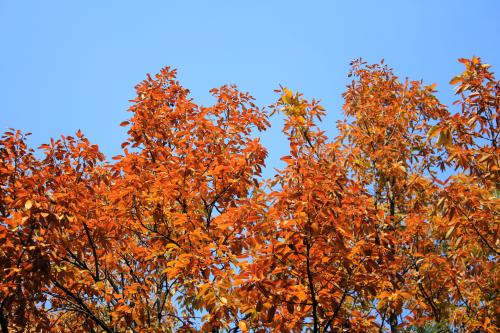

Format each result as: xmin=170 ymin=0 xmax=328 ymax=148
xmin=0 ymin=57 xmax=498 ymax=332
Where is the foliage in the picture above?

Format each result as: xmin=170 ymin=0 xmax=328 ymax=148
xmin=0 ymin=57 xmax=498 ymax=332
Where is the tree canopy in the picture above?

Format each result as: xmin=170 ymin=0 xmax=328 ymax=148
xmin=0 ymin=57 xmax=498 ymax=332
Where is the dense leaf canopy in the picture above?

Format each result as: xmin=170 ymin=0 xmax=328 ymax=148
xmin=1 ymin=57 xmax=498 ymax=332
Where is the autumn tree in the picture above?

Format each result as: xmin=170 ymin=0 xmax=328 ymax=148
xmin=339 ymin=59 xmax=452 ymax=331
xmin=107 ymin=67 xmax=269 ymax=331
xmin=236 ymin=87 xmax=386 ymax=332
xmin=0 ymin=57 xmax=497 ymax=332
xmin=427 ymin=57 xmax=498 ymax=332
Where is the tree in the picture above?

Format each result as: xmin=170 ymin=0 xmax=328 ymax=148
xmin=0 ymin=57 xmax=497 ymax=332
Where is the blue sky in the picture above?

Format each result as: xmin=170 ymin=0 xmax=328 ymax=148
xmin=1 ymin=0 xmax=499 ymax=176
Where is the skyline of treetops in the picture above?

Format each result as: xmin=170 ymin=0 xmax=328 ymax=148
xmin=1 ymin=56 xmax=498 ymax=332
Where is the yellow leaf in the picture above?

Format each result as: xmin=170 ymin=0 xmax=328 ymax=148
xmin=25 ymin=200 xmax=33 ymax=210
xmin=281 ymin=88 xmax=293 ymax=104
xmin=445 ymin=225 xmax=456 ymax=239
xmin=238 ymin=321 xmax=248 ymax=332
xmin=449 ymin=76 xmax=461 ymax=85
xmin=437 ymin=129 xmax=453 ymax=147
xmin=427 ymin=125 xmax=441 ymax=138
xmin=478 ymin=154 xmax=490 ymax=163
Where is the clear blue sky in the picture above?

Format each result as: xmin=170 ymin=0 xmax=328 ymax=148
xmin=1 ymin=1 xmax=499 ymax=176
